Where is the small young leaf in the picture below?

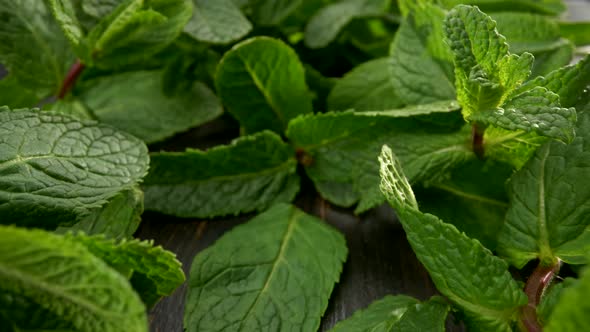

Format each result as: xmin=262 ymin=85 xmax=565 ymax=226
xmin=215 ymin=37 xmax=312 ymax=134
xmin=0 ymin=109 xmax=149 ymax=229
xmin=183 ymin=203 xmax=347 ymax=332
xmin=545 ymin=266 xmax=590 ymax=332
xmin=184 ymin=0 xmax=252 ymax=44
xmin=143 ymin=131 xmax=299 ymax=218
xmin=379 ymin=145 xmax=527 ymax=331
xmin=0 ymin=225 xmax=147 ymax=332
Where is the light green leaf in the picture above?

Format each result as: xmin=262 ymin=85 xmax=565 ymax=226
xmin=304 ymin=0 xmax=390 ymax=49
xmin=546 ymin=266 xmax=590 ymax=332
xmin=483 ymin=126 xmax=547 ymax=169
xmin=56 ymin=187 xmax=144 ymax=240
xmin=327 ymin=58 xmax=404 ymax=111
xmin=529 ymin=41 xmax=574 ymax=78
xmin=363 ymin=100 xmax=461 ymax=117
xmin=50 ymin=96 xmax=96 ymax=120
xmin=390 ymin=297 xmax=449 ymax=332
xmin=0 ymin=77 xmax=40 ymax=109
xmin=379 ymin=145 xmax=527 ymax=331
xmin=0 ymin=225 xmax=147 ymax=332
xmin=215 ymin=37 xmax=312 ymax=134
xmin=389 ymin=2 xmax=455 ymax=105
xmin=45 ymin=0 xmax=85 ymax=51
xmin=82 ymin=0 xmax=127 ymax=18
xmin=498 ymin=111 xmax=590 ymax=267
xmin=328 ymin=295 xmax=419 ymax=332
xmin=559 ymin=22 xmax=590 ymax=46
xmin=286 ymin=111 xmax=473 ymax=213
xmin=184 ymin=203 xmax=347 ymax=332
xmin=78 ymin=70 xmax=223 ymax=144
xmin=67 ymin=232 xmax=185 ymax=308
xmin=0 ymin=108 xmax=149 ymax=229
xmin=143 ymin=131 xmax=299 ymax=218
xmin=441 ymin=0 xmax=566 ymax=16
xmin=0 ymin=0 xmax=74 ymax=99
xmin=184 ymin=0 xmax=252 ymax=44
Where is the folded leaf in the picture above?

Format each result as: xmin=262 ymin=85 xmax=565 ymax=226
xmin=216 ymin=37 xmax=312 ymax=134
xmin=498 ymin=111 xmax=590 ymax=267
xmin=78 ymin=70 xmax=223 ymax=143
xmin=379 ymin=145 xmax=527 ymax=331
xmin=67 ymin=233 xmax=185 ymax=308
xmin=545 ymin=265 xmax=590 ymax=332
xmin=184 ymin=0 xmax=252 ymax=44
xmin=0 ymin=225 xmax=147 ymax=332
xmin=143 ymin=131 xmax=299 ymax=218
xmin=0 ymin=108 xmax=149 ymax=228
xmin=184 ymin=203 xmax=347 ymax=332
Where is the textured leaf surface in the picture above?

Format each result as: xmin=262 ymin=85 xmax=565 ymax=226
xmin=184 ymin=0 xmax=251 ymax=44
xmin=559 ymin=22 xmax=590 ymax=46
xmin=546 ymin=266 xmax=590 ymax=332
xmin=0 ymin=109 xmax=149 ymax=228
xmin=216 ymin=37 xmax=312 ymax=134
xmin=327 ymin=58 xmax=403 ymax=111
xmin=143 ymin=131 xmax=299 ymax=218
xmin=68 ymin=233 xmax=185 ymax=308
xmin=498 ymin=111 xmax=590 ymax=267
xmin=389 ymin=2 xmax=455 ymax=105
xmin=184 ymin=203 xmax=347 ymax=332
xmin=441 ymin=0 xmax=566 ymax=15
xmin=483 ymin=126 xmax=547 ymax=169
xmin=379 ymin=145 xmax=527 ymax=331
xmin=0 ymin=225 xmax=147 ymax=332
xmin=79 ymin=70 xmax=223 ymax=143
xmin=287 ymin=111 xmax=473 ymax=213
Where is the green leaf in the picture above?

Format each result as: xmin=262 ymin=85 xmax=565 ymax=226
xmin=328 ymin=295 xmax=419 ymax=332
xmin=45 ymin=0 xmax=85 ymax=52
xmin=0 ymin=108 xmax=149 ymax=229
xmin=389 ymin=2 xmax=456 ymax=105
xmin=379 ymin=145 xmax=527 ymax=331
xmin=497 ymin=111 xmax=590 ymax=267
xmin=483 ymin=126 xmax=547 ymax=169
xmin=143 ymin=131 xmax=299 ymax=218
xmin=304 ymin=0 xmax=390 ymax=49
xmin=56 ymin=187 xmax=144 ymax=240
xmin=67 ymin=232 xmax=185 ymax=308
xmin=50 ymin=96 xmax=96 ymax=120
xmin=81 ymin=0 xmax=122 ymax=18
xmin=363 ymin=100 xmax=461 ymax=117
xmin=0 ymin=77 xmax=41 ymax=109
xmin=215 ymin=37 xmax=312 ymax=134
xmin=537 ymin=278 xmax=577 ymax=326
xmin=0 ymin=0 xmax=74 ymax=99
xmin=0 ymin=225 xmax=147 ymax=332
xmin=251 ymin=0 xmax=303 ymax=26
xmin=327 ymin=58 xmax=404 ymax=111
xmin=529 ymin=41 xmax=574 ymax=78
xmin=78 ymin=70 xmax=223 ymax=144
xmin=546 ymin=266 xmax=590 ymax=332
xmin=286 ymin=111 xmax=473 ymax=213
xmin=441 ymin=0 xmax=566 ymax=16
xmin=183 ymin=203 xmax=347 ymax=332
xmin=559 ymin=22 xmax=590 ymax=46
xmin=184 ymin=0 xmax=252 ymax=44
xmin=390 ymin=297 xmax=449 ymax=332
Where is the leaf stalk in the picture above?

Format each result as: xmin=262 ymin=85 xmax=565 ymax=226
xmin=57 ymin=59 xmax=85 ymax=99
xmin=521 ymin=261 xmax=561 ymax=332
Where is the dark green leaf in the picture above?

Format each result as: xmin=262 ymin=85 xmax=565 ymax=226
xmin=391 ymin=297 xmax=449 ymax=332
xmin=546 ymin=265 xmax=590 ymax=332
xmin=184 ymin=0 xmax=252 ymax=44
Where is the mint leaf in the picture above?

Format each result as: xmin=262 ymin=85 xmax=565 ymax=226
xmin=0 ymin=108 xmax=149 ymax=229
xmin=498 ymin=111 xmax=590 ymax=267
xmin=559 ymin=22 xmax=590 ymax=47
xmin=327 ymin=58 xmax=404 ymax=111
xmin=483 ymin=127 xmax=547 ymax=169
xmin=251 ymin=0 xmax=302 ymax=26
xmin=215 ymin=37 xmax=312 ymax=134
xmin=441 ymin=0 xmax=566 ymax=15
xmin=67 ymin=233 xmax=185 ymax=308
xmin=78 ymin=70 xmax=223 ymax=143
xmin=391 ymin=297 xmax=450 ymax=332
xmin=286 ymin=111 xmax=472 ymax=213
xmin=390 ymin=2 xmax=455 ymax=105
xmin=184 ymin=203 xmax=347 ymax=332
xmin=56 ymin=187 xmax=144 ymax=240
xmin=379 ymin=145 xmax=527 ymax=331
xmin=363 ymin=100 xmax=461 ymax=118
xmin=143 ymin=131 xmax=299 ymax=218
xmin=0 ymin=76 xmax=40 ymax=109
xmin=184 ymin=0 xmax=252 ymax=44
xmin=304 ymin=0 xmax=390 ymax=49
xmin=50 ymin=96 xmax=96 ymax=120
xmin=529 ymin=41 xmax=574 ymax=78
xmin=537 ymin=278 xmax=577 ymax=326
xmin=328 ymin=295 xmax=419 ymax=332
xmin=545 ymin=265 xmax=590 ymax=332
xmin=0 ymin=225 xmax=147 ymax=332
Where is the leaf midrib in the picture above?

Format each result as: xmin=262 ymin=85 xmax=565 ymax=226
xmin=537 ymin=145 xmax=553 ymax=261
xmin=434 ymin=183 xmax=509 ymax=208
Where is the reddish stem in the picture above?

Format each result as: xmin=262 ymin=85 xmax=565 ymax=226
xmin=471 ymin=123 xmax=485 ymax=159
xmin=57 ymin=60 xmax=85 ymax=99
xmin=521 ymin=262 xmax=561 ymax=332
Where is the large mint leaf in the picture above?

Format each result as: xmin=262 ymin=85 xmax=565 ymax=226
xmin=56 ymin=187 xmax=144 ymax=240
xmin=0 ymin=0 xmax=74 ymax=99
xmin=67 ymin=233 xmax=185 ymax=308
xmin=379 ymin=145 xmax=527 ymax=331
xmin=78 ymin=70 xmax=223 ymax=143
xmin=497 ymin=111 xmax=590 ymax=267
xmin=545 ymin=265 xmax=590 ymax=332
xmin=184 ymin=203 xmax=347 ymax=332
xmin=389 ymin=2 xmax=455 ymax=105
xmin=303 ymin=0 xmax=390 ymax=49
xmin=327 ymin=58 xmax=404 ymax=111
xmin=0 ymin=225 xmax=147 ymax=332
xmin=0 ymin=108 xmax=149 ymax=229
xmin=286 ymin=111 xmax=473 ymax=213
xmin=184 ymin=0 xmax=252 ymax=44
xmin=216 ymin=37 xmax=312 ymax=134
xmin=143 ymin=131 xmax=299 ymax=218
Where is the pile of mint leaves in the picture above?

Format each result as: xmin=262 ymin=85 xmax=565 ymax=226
xmin=1 ymin=0 xmax=590 ymax=331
